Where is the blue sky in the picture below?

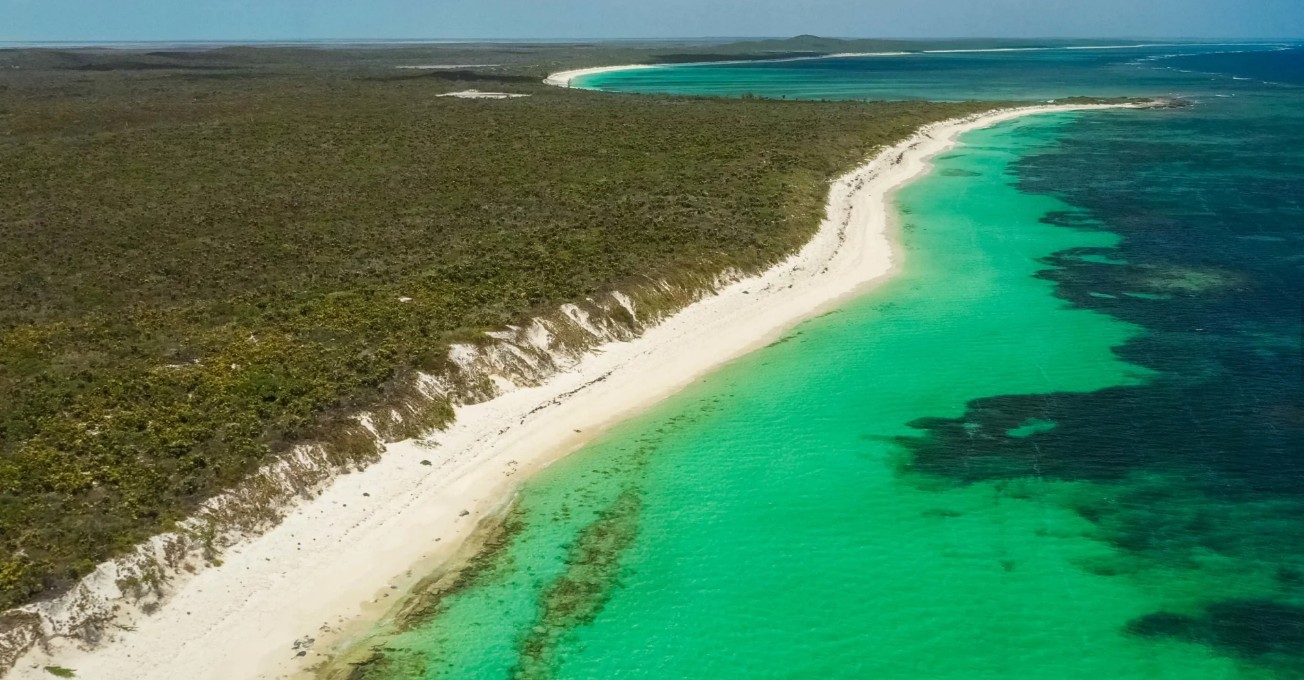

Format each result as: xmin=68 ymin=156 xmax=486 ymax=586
xmin=4 ymin=0 xmax=1302 ymax=43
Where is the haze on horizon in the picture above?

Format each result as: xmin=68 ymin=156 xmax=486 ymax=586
xmin=3 ymin=0 xmax=1302 ymax=43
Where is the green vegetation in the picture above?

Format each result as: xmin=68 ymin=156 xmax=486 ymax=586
xmin=42 ymin=667 xmax=75 ymax=678
xmin=0 ymin=43 xmax=996 ymax=610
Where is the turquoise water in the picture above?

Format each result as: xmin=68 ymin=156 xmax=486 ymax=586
xmin=574 ymin=43 xmax=1296 ymax=101
xmin=351 ymin=46 xmax=1304 ymax=678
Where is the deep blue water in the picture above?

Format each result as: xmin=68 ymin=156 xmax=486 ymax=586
xmin=589 ymin=44 xmax=1304 ymax=673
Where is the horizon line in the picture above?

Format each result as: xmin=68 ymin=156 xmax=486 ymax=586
xmin=3 ymin=36 xmax=1303 ymax=48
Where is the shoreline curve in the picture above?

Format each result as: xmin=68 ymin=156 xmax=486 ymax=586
xmin=542 ymin=53 xmax=908 ymax=88
xmin=541 ymin=41 xmax=1245 ymax=89
xmin=7 ymin=102 xmax=1141 ymax=680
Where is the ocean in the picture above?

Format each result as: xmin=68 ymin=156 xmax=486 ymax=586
xmin=350 ymin=44 xmax=1304 ymax=679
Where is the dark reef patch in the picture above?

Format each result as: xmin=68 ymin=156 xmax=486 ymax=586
xmin=511 ymin=489 xmax=643 ymax=680
xmin=1128 ymin=601 xmax=1304 ymax=669
xmin=898 ymin=76 xmax=1304 ymax=674
xmin=392 ymin=509 xmax=529 ymax=632
xmin=330 ymin=507 xmax=528 ymax=680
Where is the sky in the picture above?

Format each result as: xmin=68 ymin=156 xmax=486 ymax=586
xmin=3 ymin=0 xmax=1302 ymax=43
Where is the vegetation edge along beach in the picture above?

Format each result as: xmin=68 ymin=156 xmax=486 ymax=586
xmin=307 ymin=104 xmax=1159 ymax=680
xmin=0 ymin=42 xmax=1156 ymax=678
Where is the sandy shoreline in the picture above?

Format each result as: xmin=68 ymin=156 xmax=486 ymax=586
xmin=8 ymin=102 xmax=1134 ymax=680
xmin=544 ymin=63 xmax=661 ymax=87
xmin=542 ymin=52 xmax=909 ymax=88
xmin=540 ymin=43 xmax=1216 ymax=88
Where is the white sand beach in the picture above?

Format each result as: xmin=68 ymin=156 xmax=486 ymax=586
xmin=542 ymin=53 xmax=912 ymax=88
xmin=8 ymin=100 xmax=1136 ymax=680
xmin=544 ymin=63 xmax=660 ymax=87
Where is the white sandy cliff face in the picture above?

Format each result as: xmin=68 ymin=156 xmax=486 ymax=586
xmin=2 ymin=100 xmax=1137 ymax=680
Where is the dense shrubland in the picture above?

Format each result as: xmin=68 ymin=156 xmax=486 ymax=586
xmin=0 ymin=47 xmax=994 ymax=609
